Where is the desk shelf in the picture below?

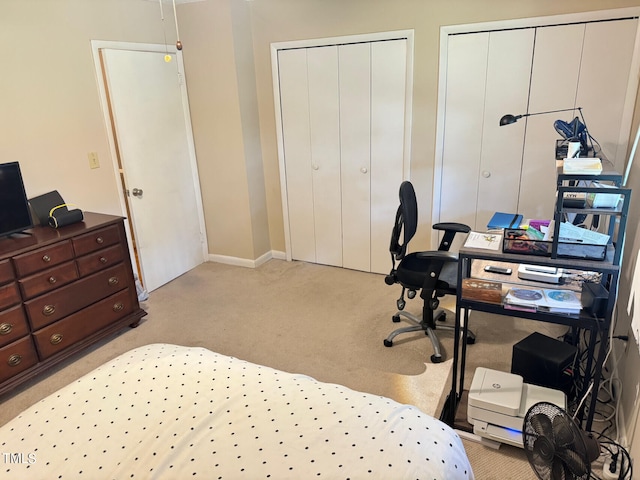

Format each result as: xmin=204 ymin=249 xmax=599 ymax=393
xmin=441 ymin=165 xmax=630 ymax=435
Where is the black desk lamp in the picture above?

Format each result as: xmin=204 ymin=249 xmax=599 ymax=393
xmin=499 ymin=107 xmax=582 ymax=126
xmin=500 ymin=107 xmax=598 ymax=158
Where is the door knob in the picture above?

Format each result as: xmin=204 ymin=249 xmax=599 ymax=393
xmin=312 ymin=164 xmax=319 ymax=171
xmin=482 ymin=171 xmax=491 ymax=178
xmin=360 ymin=167 xmax=368 ymax=174
xmin=132 ymin=188 xmax=143 ymax=197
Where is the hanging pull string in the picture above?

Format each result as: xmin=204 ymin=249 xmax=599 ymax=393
xmin=158 ymin=0 xmax=172 ymax=62
xmin=172 ymin=0 xmax=182 ymax=50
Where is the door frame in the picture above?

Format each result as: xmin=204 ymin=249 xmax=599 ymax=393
xmin=90 ymin=40 xmax=208 ymax=283
xmin=432 ymin=7 xmax=640 ymax=245
xmin=271 ymin=30 xmax=415 ymax=261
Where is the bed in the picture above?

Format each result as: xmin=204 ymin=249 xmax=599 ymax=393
xmin=1 ymin=343 xmax=473 ymax=479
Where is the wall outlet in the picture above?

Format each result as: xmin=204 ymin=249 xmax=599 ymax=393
xmin=88 ymin=152 xmax=100 ymax=169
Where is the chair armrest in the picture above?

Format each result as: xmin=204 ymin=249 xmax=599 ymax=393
xmin=415 ymin=251 xmax=458 ymax=262
xmin=433 ymin=223 xmax=471 ymax=251
xmin=433 ymin=222 xmax=471 ymax=234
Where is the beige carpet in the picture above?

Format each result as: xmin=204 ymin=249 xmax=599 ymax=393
xmin=1 ymin=259 xmax=546 ymax=479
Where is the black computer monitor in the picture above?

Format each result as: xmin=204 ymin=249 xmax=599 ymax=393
xmin=0 ymin=162 xmax=33 ymax=237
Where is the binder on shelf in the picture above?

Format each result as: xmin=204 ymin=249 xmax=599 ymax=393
xmin=487 ymin=212 xmax=523 ymax=230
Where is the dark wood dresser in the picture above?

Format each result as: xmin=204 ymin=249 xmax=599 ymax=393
xmin=0 ymin=212 xmax=147 ymax=396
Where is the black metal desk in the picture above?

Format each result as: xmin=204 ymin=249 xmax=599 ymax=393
xmin=439 ymin=244 xmax=619 ymax=432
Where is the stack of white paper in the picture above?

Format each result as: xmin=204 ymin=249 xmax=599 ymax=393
xmin=562 ymin=158 xmax=602 ymax=175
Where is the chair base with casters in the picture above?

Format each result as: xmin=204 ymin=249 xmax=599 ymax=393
xmin=383 ymin=308 xmax=476 ymax=364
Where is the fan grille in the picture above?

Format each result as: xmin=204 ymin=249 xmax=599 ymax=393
xmin=522 ymin=402 xmax=591 ymax=480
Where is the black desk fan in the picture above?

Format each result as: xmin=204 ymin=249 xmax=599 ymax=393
xmin=522 ymin=401 xmax=600 ymax=480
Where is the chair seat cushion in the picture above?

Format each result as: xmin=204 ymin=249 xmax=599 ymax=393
xmin=396 ymin=253 xmax=457 ymax=294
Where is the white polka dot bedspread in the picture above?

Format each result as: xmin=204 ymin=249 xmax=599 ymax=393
xmin=1 ymin=343 xmax=474 ymax=479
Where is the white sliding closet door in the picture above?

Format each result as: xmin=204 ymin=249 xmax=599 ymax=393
xmin=340 ymin=43 xmax=371 ymax=271
xmin=439 ymin=16 xmax=639 ymax=230
xmin=370 ymin=40 xmax=407 ymax=274
xmin=577 ymin=19 xmax=638 ymax=171
xmin=519 ymin=20 xmax=638 ymax=219
xmin=279 ymin=48 xmax=315 ymax=264
xmin=476 ymin=29 xmax=534 ymax=229
xmin=518 ymin=24 xmax=584 ymax=220
xmin=308 ymin=46 xmax=342 ymax=267
xmin=440 ymin=29 xmax=534 ymax=230
xmin=439 ymin=33 xmax=488 ymax=229
xmin=277 ymin=38 xmax=408 ymax=274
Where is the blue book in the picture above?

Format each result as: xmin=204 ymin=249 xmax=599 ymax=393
xmin=487 ymin=212 xmax=523 ymax=230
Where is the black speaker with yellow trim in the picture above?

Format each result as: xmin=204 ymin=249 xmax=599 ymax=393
xmin=48 ymin=204 xmax=84 ymax=228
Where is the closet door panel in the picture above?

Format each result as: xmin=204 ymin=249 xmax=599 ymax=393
xmin=476 ymin=29 xmax=535 ymax=230
xmin=371 ymin=39 xmax=407 ymax=274
xmin=308 ymin=46 xmax=342 ymax=267
xmin=519 ymin=24 xmax=584 ymax=220
xmin=340 ymin=43 xmax=372 ymax=272
xmin=279 ymin=49 xmax=316 ymax=263
xmin=577 ymin=19 xmax=638 ymax=170
xmin=440 ymin=33 xmax=489 ymax=230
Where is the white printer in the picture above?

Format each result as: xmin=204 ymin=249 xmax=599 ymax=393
xmin=467 ymin=367 xmax=567 ymax=448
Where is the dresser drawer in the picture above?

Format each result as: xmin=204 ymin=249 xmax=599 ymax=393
xmin=0 ymin=305 xmax=29 ymax=348
xmin=72 ymin=224 xmax=121 ymax=257
xmin=33 ymin=289 xmax=134 ymax=360
xmin=76 ymin=243 xmax=125 ymax=277
xmin=13 ymin=240 xmax=74 ymax=277
xmin=25 ymin=263 xmax=129 ymax=330
xmin=0 ymin=336 xmax=38 ymax=383
xmin=0 ymin=259 xmax=14 ymax=285
xmin=0 ymin=282 xmax=21 ymax=310
xmin=19 ymin=261 xmax=79 ymax=300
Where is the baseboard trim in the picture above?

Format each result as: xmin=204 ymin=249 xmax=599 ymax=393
xmin=208 ymin=250 xmax=287 ymax=268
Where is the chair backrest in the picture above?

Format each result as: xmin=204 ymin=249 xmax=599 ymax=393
xmin=389 ymin=181 xmax=418 ymax=261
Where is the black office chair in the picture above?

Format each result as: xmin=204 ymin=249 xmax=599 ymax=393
xmin=383 ymin=181 xmax=475 ymax=363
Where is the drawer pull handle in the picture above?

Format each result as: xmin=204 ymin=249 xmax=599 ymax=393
xmin=50 ymin=333 xmax=63 ymax=345
xmin=108 ymin=276 xmax=119 ymax=286
xmin=43 ymin=304 xmax=56 ymax=316
xmin=113 ymin=302 xmax=124 ymax=312
xmin=0 ymin=323 xmax=13 ymax=335
xmin=96 ymin=237 xmax=104 ymax=245
xmin=99 ymin=257 xmax=108 ymax=264
xmin=48 ymin=276 xmax=57 ymax=284
xmin=7 ymin=354 xmax=22 ymax=367
xmin=42 ymin=254 xmax=51 ymax=263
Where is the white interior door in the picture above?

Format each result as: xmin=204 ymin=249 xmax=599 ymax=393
xmin=100 ymin=48 xmax=205 ymax=292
